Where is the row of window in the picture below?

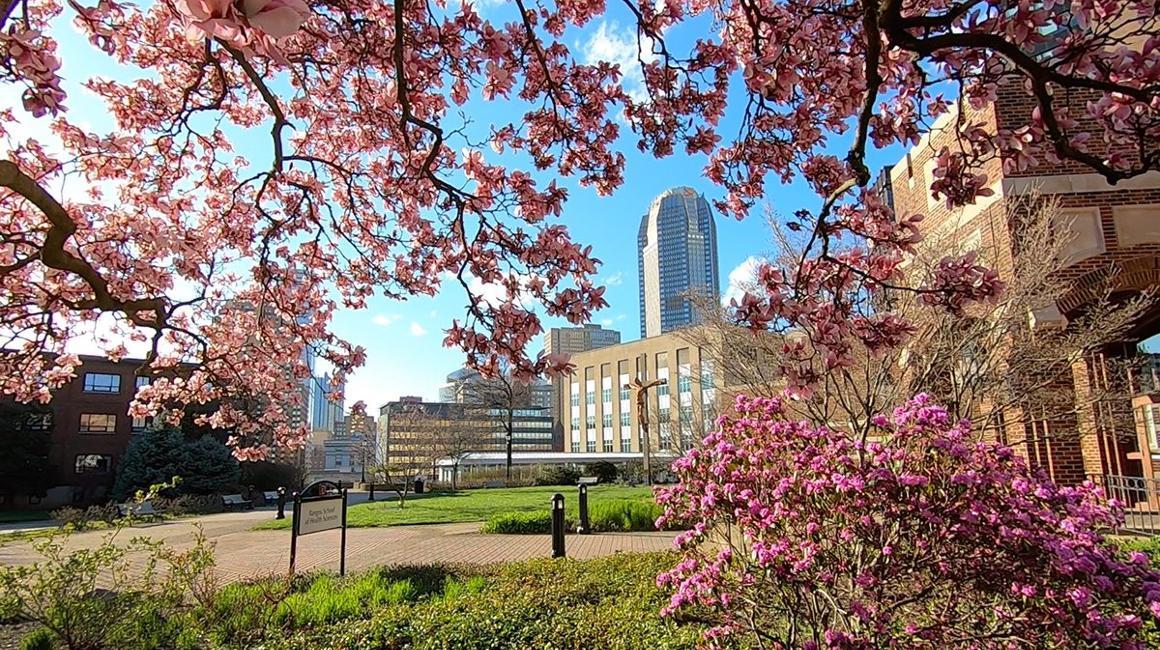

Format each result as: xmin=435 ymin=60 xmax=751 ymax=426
xmin=82 ymin=373 xmax=149 ymax=394
xmin=77 ymin=413 xmax=152 ymax=433
xmin=567 ymin=438 xmax=637 ymax=454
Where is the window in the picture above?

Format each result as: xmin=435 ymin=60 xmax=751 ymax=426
xmin=571 ymin=417 xmax=579 ymax=430
xmin=619 ymin=386 xmax=630 ymax=401
xmin=586 ymin=392 xmax=595 ymax=405
xmin=83 ymin=373 xmax=121 ymax=394
xmin=678 ymin=374 xmax=692 ymax=394
xmin=586 ymin=415 xmax=596 ymax=430
xmin=621 ymin=436 xmax=631 ymax=452
xmin=602 ymin=414 xmax=612 ymax=428
xmin=571 ymin=442 xmax=580 ymax=453
xmin=24 ymin=411 xmax=53 ymax=431
xmin=658 ymin=407 xmax=670 ymax=422
xmin=601 ymin=388 xmax=612 ymax=403
xmin=620 ymin=412 xmax=631 ymax=427
xmin=75 ymin=454 xmax=112 ymax=474
xmin=602 ymin=440 xmax=613 ymax=453
xmin=79 ymin=413 xmax=116 ymax=433
xmin=657 ymin=383 xmax=669 ymax=397
xmin=570 ymin=393 xmax=580 ymax=408
xmin=135 ymin=376 xmax=150 ymax=390
xmin=131 ymin=416 xmax=152 ymax=433
xmin=586 ymin=439 xmax=596 ymax=453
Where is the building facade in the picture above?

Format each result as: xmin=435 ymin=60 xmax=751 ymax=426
xmin=378 ymin=399 xmax=553 ymax=479
xmin=560 ymin=331 xmax=728 ymax=457
xmin=0 ymin=356 xmax=157 ymax=507
xmin=542 ymin=324 xmax=623 ymax=451
xmin=881 ymin=80 xmax=1160 ymax=487
xmin=638 ymin=187 xmax=720 ymax=337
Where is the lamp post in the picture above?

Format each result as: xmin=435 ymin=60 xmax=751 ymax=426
xmin=625 ymin=376 xmax=667 ymax=485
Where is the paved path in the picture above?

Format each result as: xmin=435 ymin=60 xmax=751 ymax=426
xmin=0 ymin=510 xmax=678 ymax=584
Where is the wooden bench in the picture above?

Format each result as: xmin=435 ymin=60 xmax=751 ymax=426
xmin=263 ymin=491 xmax=279 ymax=503
xmin=222 ymin=494 xmax=253 ymax=511
xmin=577 ymin=476 xmax=599 ymax=485
xmin=117 ymin=501 xmax=158 ymax=518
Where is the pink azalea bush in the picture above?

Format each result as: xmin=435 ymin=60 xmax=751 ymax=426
xmin=657 ymin=394 xmax=1160 ymax=649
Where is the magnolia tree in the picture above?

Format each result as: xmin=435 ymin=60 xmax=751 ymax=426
xmin=1 ymin=0 xmax=1157 ymax=457
xmin=657 ymin=394 xmax=1160 ymax=648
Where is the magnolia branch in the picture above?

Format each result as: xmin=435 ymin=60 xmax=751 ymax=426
xmin=0 ymin=160 xmax=169 ymax=329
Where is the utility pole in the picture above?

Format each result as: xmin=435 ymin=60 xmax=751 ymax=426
xmin=626 ymin=375 xmax=667 ymax=485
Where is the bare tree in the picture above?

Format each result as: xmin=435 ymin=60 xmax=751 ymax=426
xmin=377 ymin=403 xmax=441 ymax=508
xmin=691 ymin=196 xmax=1152 ymax=462
xmin=454 ymin=365 xmax=535 ymax=484
xmin=429 ymin=415 xmax=491 ymax=490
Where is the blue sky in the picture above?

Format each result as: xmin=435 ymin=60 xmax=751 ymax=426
xmin=6 ymin=2 xmax=914 ymax=413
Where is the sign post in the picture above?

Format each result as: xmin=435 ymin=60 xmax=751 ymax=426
xmin=288 ymin=480 xmax=349 ymax=577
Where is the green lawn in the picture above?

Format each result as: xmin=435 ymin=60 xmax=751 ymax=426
xmin=254 ymin=485 xmax=656 ymax=531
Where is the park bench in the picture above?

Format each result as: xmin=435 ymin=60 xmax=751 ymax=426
xmin=263 ymin=491 xmax=279 ymax=504
xmin=221 ymin=494 xmax=253 ymax=511
xmin=577 ymin=476 xmax=599 ymax=485
xmin=117 ymin=501 xmax=158 ymax=518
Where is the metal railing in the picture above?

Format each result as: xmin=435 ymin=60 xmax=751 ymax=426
xmin=1090 ymin=474 xmax=1160 ymax=536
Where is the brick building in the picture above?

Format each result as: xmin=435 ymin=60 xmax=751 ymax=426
xmin=0 ymin=356 xmax=156 ymax=507
xmin=882 ymin=81 xmax=1160 ymax=487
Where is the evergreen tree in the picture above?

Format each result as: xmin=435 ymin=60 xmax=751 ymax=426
xmin=0 ymin=403 xmax=54 ymax=501
xmin=112 ymin=428 xmax=239 ymax=501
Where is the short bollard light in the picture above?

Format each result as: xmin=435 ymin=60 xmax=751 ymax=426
xmin=368 ymin=482 xmax=375 ymax=502
xmin=276 ymin=486 xmax=287 ymax=520
xmin=551 ymin=493 xmax=566 ymax=559
xmin=577 ymin=483 xmax=590 ymax=535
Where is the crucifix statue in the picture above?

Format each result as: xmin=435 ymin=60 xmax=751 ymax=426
xmin=625 ymin=375 xmax=667 ymax=485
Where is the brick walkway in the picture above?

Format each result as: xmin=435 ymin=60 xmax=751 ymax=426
xmin=0 ymin=510 xmax=678 ymax=584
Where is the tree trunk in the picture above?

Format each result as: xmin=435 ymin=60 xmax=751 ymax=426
xmin=506 ymin=409 xmax=514 ymax=483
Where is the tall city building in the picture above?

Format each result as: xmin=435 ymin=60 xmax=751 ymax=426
xmin=310 ymin=373 xmax=344 ymax=433
xmin=638 ymin=187 xmax=720 ymax=337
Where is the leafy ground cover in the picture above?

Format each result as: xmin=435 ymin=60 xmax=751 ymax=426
xmin=2 ymin=550 xmax=715 ymax=650
xmin=255 ymin=485 xmax=655 ymax=531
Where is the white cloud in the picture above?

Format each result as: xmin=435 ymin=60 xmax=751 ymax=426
xmin=722 ymin=256 xmax=766 ymax=306
xmin=372 ymin=314 xmax=401 ymax=327
xmin=409 ymin=322 xmax=428 ymax=337
xmin=602 ymin=271 xmax=624 ymax=287
xmin=468 ymin=274 xmax=537 ymax=309
xmin=581 ymin=20 xmax=657 ymax=101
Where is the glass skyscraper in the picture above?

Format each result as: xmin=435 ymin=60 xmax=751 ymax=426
xmin=638 ymin=187 xmax=720 ymax=337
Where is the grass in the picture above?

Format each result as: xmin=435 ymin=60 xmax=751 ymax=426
xmin=199 ymin=552 xmax=700 ymax=649
xmin=0 ymin=510 xmax=51 ymax=524
xmin=254 ymin=485 xmax=656 ymax=531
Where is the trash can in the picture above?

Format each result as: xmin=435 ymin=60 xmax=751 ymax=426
xmin=414 ymin=477 xmax=424 ymax=494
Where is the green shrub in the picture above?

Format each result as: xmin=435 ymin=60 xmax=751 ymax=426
xmin=480 ymin=511 xmax=554 ymax=534
xmin=19 ymin=628 xmax=54 ymax=650
xmin=0 ymin=527 xmax=214 ymax=650
xmin=533 ymin=465 xmax=581 ymax=486
xmin=583 ymin=461 xmax=619 ymax=483
xmin=588 ymin=500 xmax=662 ymax=532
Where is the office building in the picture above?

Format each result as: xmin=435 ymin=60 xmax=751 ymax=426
xmin=542 ymin=324 xmax=622 ymax=450
xmin=378 ymin=399 xmax=553 ymax=479
xmin=638 ymin=187 xmax=720 ymax=337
